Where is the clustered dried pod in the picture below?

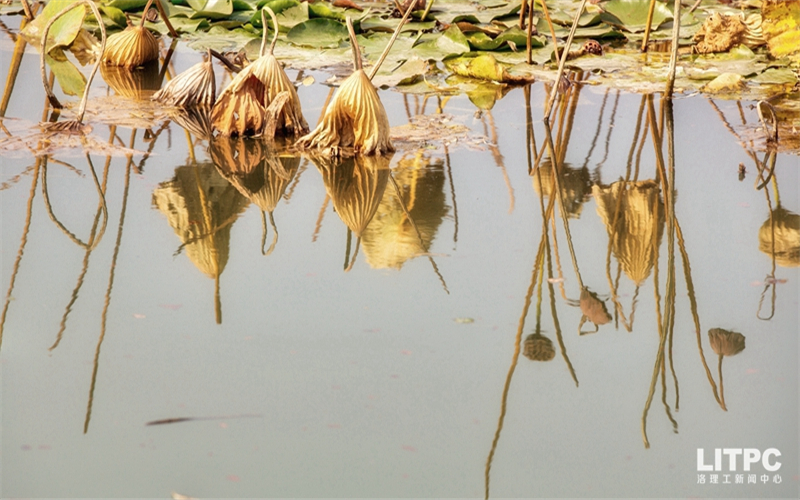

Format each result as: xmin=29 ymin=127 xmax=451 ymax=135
xmin=693 ymin=12 xmax=765 ymax=54
xmin=523 ymin=333 xmax=556 ymax=362
xmin=211 ymin=8 xmax=307 ymax=138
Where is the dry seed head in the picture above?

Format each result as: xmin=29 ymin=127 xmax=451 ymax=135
xmin=248 ymin=55 xmax=309 ymax=136
xmin=708 ymin=329 xmax=746 ymax=357
xmin=523 ymin=333 xmax=556 ymax=362
xmin=298 ymin=69 xmax=393 ymax=156
xmin=153 ymin=57 xmax=216 ymax=107
xmin=211 ymin=65 xmax=267 ymax=137
xmin=103 ymin=25 xmax=159 ymax=68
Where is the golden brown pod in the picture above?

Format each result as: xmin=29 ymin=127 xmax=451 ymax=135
xmin=298 ymin=69 xmax=393 ymax=156
xmin=153 ymin=56 xmax=216 ymax=107
xmin=103 ymin=25 xmax=159 ymax=68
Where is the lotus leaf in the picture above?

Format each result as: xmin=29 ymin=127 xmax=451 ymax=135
xmin=359 ymin=16 xmax=435 ymax=32
xmin=600 ymin=0 xmax=672 ymax=33
xmin=372 ymin=57 xmax=428 ymax=87
xmin=466 ymin=27 xmax=539 ymax=51
xmin=46 ymin=51 xmax=87 ymax=96
xmin=287 ymin=18 xmax=349 ymax=48
xmin=187 ymin=0 xmax=234 ymax=18
xmin=412 ymin=25 xmax=470 ymax=61
xmin=22 ymin=0 xmax=86 ymax=53
xmin=761 ymin=0 xmax=800 ymax=61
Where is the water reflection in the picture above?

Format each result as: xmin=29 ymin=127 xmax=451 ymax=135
xmin=152 ymin=163 xmax=248 ymax=324
xmin=211 ymin=137 xmax=302 ymax=255
xmin=361 ymin=153 xmax=448 ymax=270
xmin=100 ymin=61 xmax=162 ymax=100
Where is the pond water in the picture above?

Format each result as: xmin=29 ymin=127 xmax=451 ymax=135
xmin=1 ymin=23 xmax=798 ymax=499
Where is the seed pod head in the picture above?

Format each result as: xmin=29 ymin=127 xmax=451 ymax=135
xmin=103 ymin=25 xmax=159 ymax=68
xmin=523 ymin=333 xmax=556 ymax=362
xmin=153 ymin=58 xmax=216 ymax=108
xmin=708 ymin=328 xmax=746 ymax=357
xmin=758 ymin=206 xmax=800 ymax=268
xmin=249 ymin=54 xmax=308 ymax=137
xmin=211 ymin=64 xmax=267 ymax=137
xmin=298 ymin=69 xmax=394 ymax=156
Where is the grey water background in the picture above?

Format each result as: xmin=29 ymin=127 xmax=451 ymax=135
xmin=1 ymin=36 xmax=798 ymax=498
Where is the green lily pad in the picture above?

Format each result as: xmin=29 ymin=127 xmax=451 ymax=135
xmin=22 ymin=0 xmax=87 ymax=53
xmin=149 ymin=16 xmax=209 ymax=34
xmin=600 ymin=0 xmax=673 ymax=33
xmin=99 ymin=4 xmax=128 ymax=28
xmin=466 ymin=27 xmax=542 ymax=51
xmin=275 ymin=2 xmax=309 ymax=30
xmin=103 ymin=0 xmax=149 ymax=11
xmin=359 ymin=15 xmax=435 ymax=32
xmin=187 ymin=0 xmax=234 ymax=19
xmin=492 ymin=45 xmax=554 ymax=65
xmin=432 ymin=0 xmax=522 ymax=25
xmin=187 ymin=24 xmax=256 ymax=50
xmin=46 ymin=50 xmax=86 ymax=96
xmin=750 ymin=68 xmax=799 ymax=85
xmin=412 ymin=25 xmax=470 ymax=61
xmin=287 ymin=18 xmax=348 ymax=48
xmin=308 ymin=2 xmax=370 ymax=22
xmin=372 ymin=57 xmax=429 ymax=87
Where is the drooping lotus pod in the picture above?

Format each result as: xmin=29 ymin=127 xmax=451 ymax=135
xmin=103 ymin=22 xmax=158 ymax=68
xmin=523 ymin=333 xmax=556 ymax=362
xmin=211 ymin=65 xmax=267 ymax=137
xmin=758 ymin=205 xmax=800 ymax=268
xmin=211 ymin=8 xmax=307 ymax=138
xmin=153 ymin=51 xmax=216 ymax=107
xmin=298 ymin=13 xmax=410 ymax=156
xmin=298 ymin=69 xmax=393 ymax=156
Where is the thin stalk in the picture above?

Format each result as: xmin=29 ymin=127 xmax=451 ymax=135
xmin=538 ymin=0 xmax=560 ymax=61
xmin=664 ymin=0 xmax=681 ymax=96
xmin=0 ymin=158 xmax=41 ymax=350
xmin=153 ymin=0 xmax=178 ymax=38
xmin=346 ymin=17 xmax=363 ymax=71
xmin=84 ymin=156 xmax=131 ymax=434
xmin=40 ymin=0 xmax=107 ymax=121
xmin=543 ymin=0 xmax=588 ymax=121
xmin=641 ymin=0 xmax=657 ymax=52
xmin=368 ymin=3 xmax=415 ymax=80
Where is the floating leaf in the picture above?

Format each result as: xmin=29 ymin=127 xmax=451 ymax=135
xmin=703 ymin=72 xmax=745 ymax=92
xmin=750 ymin=67 xmax=798 ymax=85
xmin=186 ymin=0 xmax=234 ymax=18
xmin=466 ymin=27 xmax=540 ymax=51
xmin=372 ymin=57 xmax=428 ymax=88
xmin=359 ymin=16 xmax=435 ymax=32
xmin=287 ymin=18 xmax=348 ymax=48
xmin=99 ymin=5 xmax=128 ymax=28
xmin=104 ymin=0 xmax=149 ymax=11
xmin=432 ymin=0 xmax=521 ymax=25
xmin=446 ymin=53 xmax=534 ymax=83
xmin=412 ymin=25 xmax=470 ymax=61
xmin=600 ymin=0 xmax=672 ymax=33
xmin=308 ymin=2 xmax=369 ymax=22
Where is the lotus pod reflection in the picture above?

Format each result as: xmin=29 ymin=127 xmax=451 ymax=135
xmin=299 ymin=70 xmax=394 ymax=156
xmin=153 ymin=57 xmax=216 ymax=108
xmin=758 ymin=206 xmax=800 ymax=267
xmin=708 ymin=328 xmax=745 ymax=410
xmin=532 ymin=160 xmax=592 ymax=219
xmin=314 ymin=153 xmax=392 ymax=236
xmin=523 ymin=333 xmax=556 ymax=362
xmin=170 ymin=106 xmax=214 ymax=141
xmin=211 ymin=137 xmax=300 ymax=213
xmin=708 ymin=328 xmax=746 ymax=357
xmin=152 ymin=164 xmax=249 ymax=323
xmin=578 ymin=287 xmax=611 ymax=334
xmin=103 ymin=25 xmax=159 ymax=68
xmin=361 ymin=158 xmax=448 ymax=270
xmin=593 ymin=180 xmax=665 ymax=284
xmin=101 ymin=61 xmax=161 ymax=99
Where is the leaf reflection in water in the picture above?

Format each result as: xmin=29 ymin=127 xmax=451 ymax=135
xmin=152 ymin=162 xmax=249 ymax=324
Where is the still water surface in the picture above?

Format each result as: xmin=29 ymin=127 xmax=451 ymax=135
xmin=1 ymin=36 xmax=798 ymax=499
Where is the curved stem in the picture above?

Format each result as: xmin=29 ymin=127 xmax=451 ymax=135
xmin=40 ymin=0 xmax=107 ymax=121
xmin=368 ymin=2 xmax=414 ymax=80
xmin=346 ymin=17 xmax=362 ymax=72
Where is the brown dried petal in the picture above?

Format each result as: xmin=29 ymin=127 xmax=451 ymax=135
xmin=103 ymin=26 xmax=159 ymax=68
xmin=708 ymin=328 xmax=746 ymax=357
xmin=298 ymin=69 xmax=393 ymax=156
xmin=579 ymin=287 xmax=611 ymax=326
xmin=153 ymin=59 xmax=216 ymax=108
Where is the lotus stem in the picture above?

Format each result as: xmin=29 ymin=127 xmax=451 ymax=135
xmin=153 ymin=0 xmax=178 ymax=38
xmin=368 ymin=1 xmax=415 ymax=80
xmin=420 ymin=0 xmax=434 ymax=22
xmin=664 ymin=0 xmax=681 ymax=96
xmin=41 ymin=0 xmax=107 ymax=118
xmin=346 ymin=17 xmax=362 ymax=71
xmin=261 ymin=7 xmax=280 ymax=57
xmin=209 ymin=48 xmax=242 ymax=73
xmin=543 ymin=0 xmax=587 ymax=121
xmin=538 ymin=0 xmax=560 ymax=61
xmin=641 ymin=0 xmax=657 ymax=51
